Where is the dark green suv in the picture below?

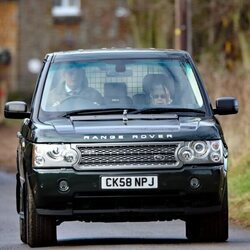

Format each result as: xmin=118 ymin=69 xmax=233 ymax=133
xmin=5 ymin=49 xmax=238 ymax=247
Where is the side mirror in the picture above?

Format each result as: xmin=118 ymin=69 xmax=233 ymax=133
xmin=213 ymin=97 xmax=238 ymax=115
xmin=4 ymin=101 xmax=30 ymax=119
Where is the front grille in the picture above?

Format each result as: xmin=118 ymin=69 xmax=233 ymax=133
xmin=75 ymin=142 xmax=182 ymax=170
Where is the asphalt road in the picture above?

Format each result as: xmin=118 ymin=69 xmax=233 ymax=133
xmin=0 ymin=171 xmax=249 ymax=250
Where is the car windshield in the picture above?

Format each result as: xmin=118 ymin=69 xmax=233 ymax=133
xmin=39 ymin=58 xmax=205 ymax=121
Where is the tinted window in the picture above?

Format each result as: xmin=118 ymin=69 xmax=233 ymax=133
xmin=39 ymin=59 xmax=204 ymax=120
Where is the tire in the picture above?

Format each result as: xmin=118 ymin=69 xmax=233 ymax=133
xmin=186 ymin=184 xmax=228 ymax=242
xmin=19 ymin=186 xmax=27 ymax=244
xmin=26 ymin=177 xmax=57 ymax=247
xmin=17 ymin=174 xmax=27 ymax=243
xmin=16 ymin=173 xmax=20 ymax=213
xmin=20 ymin=216 xmax=27 ymax=244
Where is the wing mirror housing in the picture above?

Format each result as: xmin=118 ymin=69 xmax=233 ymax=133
xmin=213 ymin=97 xmax=238 ymax=115
xmin=4 ymin=101 xmax=30 ymax=119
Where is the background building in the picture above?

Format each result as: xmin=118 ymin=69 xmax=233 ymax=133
xmin=18 ymin=0 xmax=131 ymax=95
xmin=0 ymin=0 xmax=18 ymax=90
xmin=0 ymin=0 xmax=132 ymax=98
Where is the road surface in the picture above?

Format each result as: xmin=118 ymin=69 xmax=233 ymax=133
xmin=0 ymin=171 xmax=249 ymax=250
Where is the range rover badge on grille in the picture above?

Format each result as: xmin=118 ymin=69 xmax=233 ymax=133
xmin=154 ymin=154 xmax=166 ymax=161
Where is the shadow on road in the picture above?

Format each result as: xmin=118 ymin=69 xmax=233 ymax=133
xmin=58 ymin=237 xmax=188 ymax=247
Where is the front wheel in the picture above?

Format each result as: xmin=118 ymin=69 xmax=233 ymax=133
xmin=26 ymin=177 xmax=57 ymax=247
xmin=17 ymin=174 xmax=27 ymax=244
xmin=186 ymin=184 xmax=228 ymax=242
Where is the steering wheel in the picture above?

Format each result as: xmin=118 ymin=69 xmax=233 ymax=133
xmin=57 ymin=95 xmax=100 ymax=110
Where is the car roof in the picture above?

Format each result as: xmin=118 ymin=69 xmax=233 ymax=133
xmin=46 ymin=48 xmax=190 ymax=62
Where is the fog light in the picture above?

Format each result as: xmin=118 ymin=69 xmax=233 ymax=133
xmin=59 ymin=180 xmax=69 ymax=192
xmin=190 ymin=177 xmax=200 ymax=189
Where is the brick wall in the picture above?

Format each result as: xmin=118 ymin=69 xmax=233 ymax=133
xmin=0 ymin=0 xmax=18 ymax=91
xmin=18 ymin=0 xmax=132 ymax=94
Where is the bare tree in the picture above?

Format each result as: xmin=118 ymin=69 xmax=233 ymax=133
xmin=127 ymin=0 xmax=174 ymax=48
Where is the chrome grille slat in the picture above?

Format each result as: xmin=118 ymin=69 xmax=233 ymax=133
xmin=75 ymin=143 xmax=182 ymax=169
xmin=79 ymin=145 xmax=176 ymax=155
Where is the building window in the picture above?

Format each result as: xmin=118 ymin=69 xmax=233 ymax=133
xmin=52 ymin=0 xmax=81 ymax=17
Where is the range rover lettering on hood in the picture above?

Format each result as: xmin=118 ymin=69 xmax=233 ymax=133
xmin=83 ymin=134 xmax=173 ymax=141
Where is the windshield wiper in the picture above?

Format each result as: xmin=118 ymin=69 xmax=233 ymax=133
xmin=62 ymin=108 xmax=137 ymax=117
xmin=129 ymin=107 xmax=206 ymax=114
xmin=63 ymin=107 xmax=205 ymax=117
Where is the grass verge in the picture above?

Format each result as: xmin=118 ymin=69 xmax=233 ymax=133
xmin=229 ymin=155 xmax=250 ymax=228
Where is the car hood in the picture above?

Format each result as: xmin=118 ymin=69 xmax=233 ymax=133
xmin=25 ymin=115 xmax=223 ymax=143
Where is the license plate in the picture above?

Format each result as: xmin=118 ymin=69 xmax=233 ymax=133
xmin=101 ymin=176 xmax=158 ymax=189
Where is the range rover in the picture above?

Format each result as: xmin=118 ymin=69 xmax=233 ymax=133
xmin=5 ymin=49 xmax=238 ymax=247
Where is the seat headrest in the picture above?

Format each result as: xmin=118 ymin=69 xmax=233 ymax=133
xmin=104 ymin=82 xmax=128 ymax=97
xmin=142 ymin=73 xmax=175 ymax=97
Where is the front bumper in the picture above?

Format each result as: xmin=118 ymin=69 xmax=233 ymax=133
xmin=29 ymin=165 xmax=227 ymax=222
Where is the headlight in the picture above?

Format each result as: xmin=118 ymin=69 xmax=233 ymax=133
xmin=33 ymin=144 xmax=79 ymax=167
xmin=191 ymin=141 xmax=209 ymax=157
xmin=179 ymin=147 xmax=194 ymax=162
xmin=178 ymin=140 xmax=223 ymax=164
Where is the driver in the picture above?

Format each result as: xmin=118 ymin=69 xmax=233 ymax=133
xmin=49 ymin=66 xmax=103 ymax=107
